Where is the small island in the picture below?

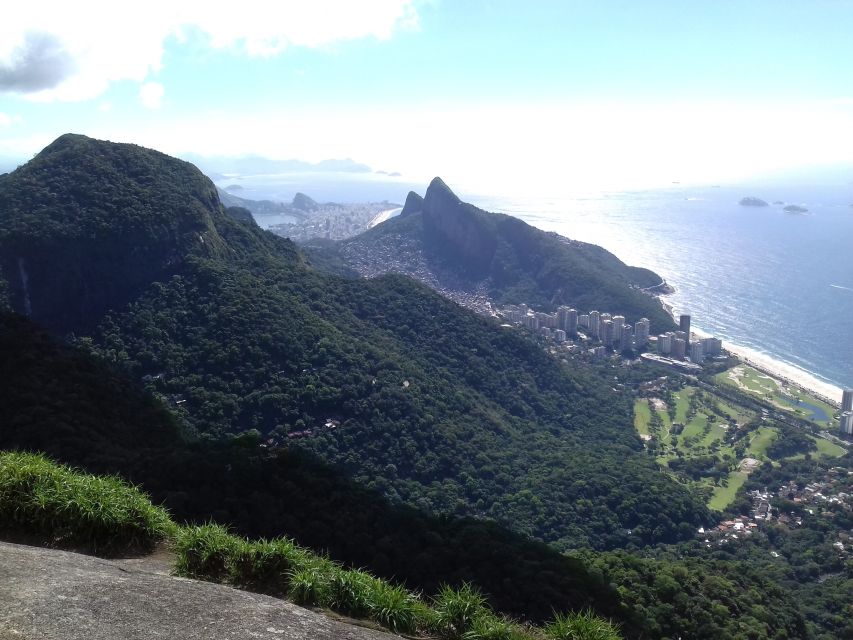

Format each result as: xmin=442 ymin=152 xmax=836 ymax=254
xmin=739 ymin=197 xmax=769 ymax=207
xmin=783 ymin=204 xmax=809 ymax=214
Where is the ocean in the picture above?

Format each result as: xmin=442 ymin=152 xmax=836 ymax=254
xmin=469 ymin=184 xmax=853 ymax=392
xmin=218 ymin=173 xmax=853 ymax=393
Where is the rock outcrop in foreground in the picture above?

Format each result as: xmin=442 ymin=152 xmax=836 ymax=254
xmin=0 ymin=541 xmax=400 ymax=640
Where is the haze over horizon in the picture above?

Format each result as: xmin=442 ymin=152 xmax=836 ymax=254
xmin=2 ymin=1 xmax=853 ymax=194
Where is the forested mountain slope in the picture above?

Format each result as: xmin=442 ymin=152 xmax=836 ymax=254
xmin=0 ymin=135 xmax=703 ymax=552
xmin=0 ymin=312 xmax=810 ymax=639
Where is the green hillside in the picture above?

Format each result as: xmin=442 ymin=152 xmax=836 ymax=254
xmin=0 ymin=314 xmax=810 ymax=639
xmin=0 ymin=135 xmax=706 ymax=551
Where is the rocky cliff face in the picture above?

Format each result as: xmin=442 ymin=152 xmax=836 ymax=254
xmin=420 ymin=177 xmax=497 ymax=273
xmin=0 ymin=541 xmax=402 ymax=640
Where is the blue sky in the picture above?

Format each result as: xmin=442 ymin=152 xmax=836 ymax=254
xmin=2 ymin=0 xmax=853 ymax=193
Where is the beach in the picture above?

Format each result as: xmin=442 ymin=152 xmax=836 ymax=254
xmin=685 ymin=323 xmax=843 ymax=407
xmin=367 ymin=207 xmax=402 ymax=229
xmin=721 ymin=341 xmax=842 ymax=408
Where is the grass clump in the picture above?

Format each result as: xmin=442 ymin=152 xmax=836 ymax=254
xmin=433 ymin=583 xmax=489 ymax=638
xmin=545 ymin=610 xmax=621 ymax=640
xmin=0 ymin=451 xmax=173 ymax=554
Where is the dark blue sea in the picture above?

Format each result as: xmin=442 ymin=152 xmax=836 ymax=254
xmin=470 ymin=184 xmax=853 ymax=392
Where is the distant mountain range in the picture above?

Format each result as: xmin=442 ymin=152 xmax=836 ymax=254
xmin=183 ymin=153 xmax=375 ymax=180
xmin=217 ymin=186 xmax=318 ymax=218
xmin=314 ymin=178 xmax=674 ymax=332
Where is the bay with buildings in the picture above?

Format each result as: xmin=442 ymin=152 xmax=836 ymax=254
xmin=469 ymin=182 xmax=853 ymax=394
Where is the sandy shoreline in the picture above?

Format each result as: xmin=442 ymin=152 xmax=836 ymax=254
xmin=367 ymin=207 xmax=402 ymax=229
xmin=720 ymin=341 xmax=842 ymax=408
xmin=659 ymin=302 xmax=844 ymax=407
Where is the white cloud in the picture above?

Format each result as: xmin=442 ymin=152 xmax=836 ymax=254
xmin=139 ymin=82 xmax=165 ymax=109
xmin=85 ymin=98 xmax=853 ymax=194
xmin=0 ymin=112 xmax=23 ymax=127
xmin=0 ymin=0 xmax=418 ymax=101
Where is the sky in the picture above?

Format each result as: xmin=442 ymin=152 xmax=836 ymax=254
xmin=2 ymin=0 xmax=853 ymax=194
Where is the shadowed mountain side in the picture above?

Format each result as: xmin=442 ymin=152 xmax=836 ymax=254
xmin=331 ymin=178 xmax=673 ymax=331
xmin=0 ymin=312 xmax=623 ymax=623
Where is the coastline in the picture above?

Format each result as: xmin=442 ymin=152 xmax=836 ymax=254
xmin=720 ymin=341 xmax=841 ymax=408
xmin=658 ymin=297 xmax=843 ymax=408
xmin=367 ymin=207 xmax=403 ymax=229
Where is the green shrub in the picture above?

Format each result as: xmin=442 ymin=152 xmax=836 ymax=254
xmin=173 ymin=523 xmax=239 ymax=581
xmin=545 ymin=610 xmax=622 ymax=640
xmin=289 ymin=565 xmax=332 ymax=606
xmin=366 ymin=579 xmax=425 ymax=634
xmin=462 ymin=612 xmax=536 ymax=640
xmin=229 ymin=537 xmax=301 ymax=594
xmin=434 ymin=583 xmax=489 ymax=639
xmin=326 ymin=568 xmax=375 ymax=617
xmin=0 ymin=451 xmax=173 ymax=554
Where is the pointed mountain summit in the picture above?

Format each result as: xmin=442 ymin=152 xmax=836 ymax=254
xmin=334 ymin=178 xmax=674 ymax=331
xmin=399 ymin=191 xmax=424 ymax=217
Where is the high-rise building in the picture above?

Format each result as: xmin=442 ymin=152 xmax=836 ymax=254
xmin=701 ymin=337 xmax=722 ymax=357
xmin=588 ymin=311 xmax=600 ymax=338
xmin=671 ymin=337 xmax=686 ymax=360
xmin=842 ymin=389 xmax=853 ymax=412
xmin=557 ymin=306 xmax=570 ymax=331
xmin=620 ymin=324 xmax=633 ymax=351
xmin=658 ymin=333 xmax=673 ymax=355
xmin=679 ymin=314 xmax=691 ymax=338
xmin=689 ymin=340 xmax=704 ymax=363
xmin=600 ymin=320 xmax=614 ymax=348
xmin=536 ymin=312 xmax=557 ymax=329
xmin=840 ymin=411 xmax=853 ymax=436
xmin=612 ymin=315 xmax=625 ymax=343
xmin=634 ymin=318 xmax=650 ymax=349
xmin=567 ymin=309 xmax=578 ymax=336
xmin=579 ymin=314 xmax=590 ymax=328
xmin=554 ymin=329 xmax=567 ymax=342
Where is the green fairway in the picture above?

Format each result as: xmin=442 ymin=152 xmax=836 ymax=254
xmin=632 ymin=381 xmax=846 ymax=512
xmin=634 ymin=399 xmax=651 ymax=437
xmin=747 ymin=427 xmax=778 ymax=459
xmin=812 ymin=437 xmax=846 ymax=458
xmin=715 ymin=364 xmax=838 ymax=428
xmin=709 ymin=471 xmax=747 ymax=511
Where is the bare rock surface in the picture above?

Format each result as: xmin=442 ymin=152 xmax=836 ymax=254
xmin=0 ymin=541 xmax=402 ymax=640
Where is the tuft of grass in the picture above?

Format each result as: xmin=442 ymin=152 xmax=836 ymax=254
xmin=366 ymin=578 xmax=425 ymax=634
xmin=433 ymin=583 xmax=489 ymax=639
xmin=0 ymin=451 xmax=174 ymax=554
xmin=462 ymin=612 xmax=536 ymax=640
xmin=173 ymin=523 xmax=239 ymax=581
xmin=545 ymin=610 xmax=622 ymax=640
xmin=288 ymin=565 xmax=332 ymax=606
